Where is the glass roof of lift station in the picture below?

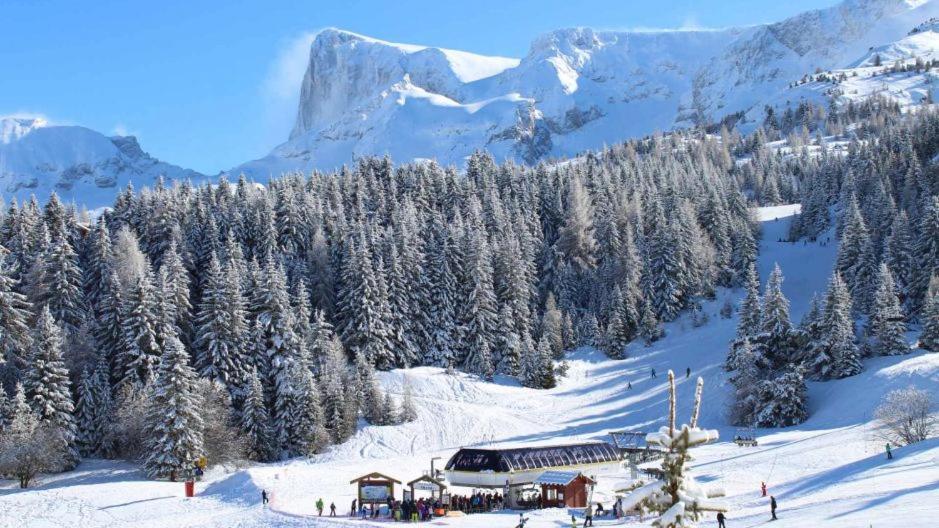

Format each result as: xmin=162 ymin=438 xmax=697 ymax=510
xmin=444 ymin=442 xmax=622 ymax=473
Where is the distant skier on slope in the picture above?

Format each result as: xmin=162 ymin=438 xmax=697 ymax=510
xmin=886 ymin=442 xmax=893 ymax=460
xmin=261 ymin=489 xmax=269 ymax=505
xmin=770 ymin=496 xmax=778 ymax=520
xmin=717 ymin=511 xmax=726 ymax=528
xmin=316 ymin=497 xmax=324 ymax=516
xmin=761 ymin=481 xmax=767 ymax=497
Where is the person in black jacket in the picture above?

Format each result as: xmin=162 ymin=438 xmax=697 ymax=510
xmin=716 ymin=511 xmax=726 ymax=527
xmin=770 ymin=496 xmax=778 ymax=520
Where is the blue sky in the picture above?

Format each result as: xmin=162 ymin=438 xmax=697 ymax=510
xmin=2 ymin=0 xmax=839 ymax=174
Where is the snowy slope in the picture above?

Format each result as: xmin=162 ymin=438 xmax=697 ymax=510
xmin=231 ymin=0 xmax=939 ymax=178
xmin=0 ymin=117 xmax=206 ymax=208
xmin=757 ymin=15 xmax=939 ymax=115
xmin=3 ymin=205 xmax=936 ymax=528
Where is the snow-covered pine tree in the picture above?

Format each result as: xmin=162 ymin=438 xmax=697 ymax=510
xmin=25 ymin=307 xmax=79 ymax=468
xmin=555 ymin=175 xmax=599 ymax=272
xmin=336 ymin=237 xmax=395 ymax=370
xmin=382 ymin=245 xmax=416 ymax=368
xmin=884 ymin=212 xmax=914 ymax=312
xmin=495 ymin=304 xmax=521 ymax=376
xmin=541 ymin=294 xmax=565 ymax=360
xmin=836 ymin=194 xmax=872 ymax=306
xmin=399 ymin=376 xmax=417 ymax=423
xmin=604 ymin=286 xmax=635 ymax=359
xmin=119 ymin=270 xmax=162 ymax=388
xmin=424 ymin=217 xmax=458 ymax=368
xmin=913 ymin=196 xmax=939 ymax=313
xmin=461 ymin=231 xmax=498 ymax=379
xmin=0 ymin=253 xmax=32 ymax=374
xmin=144 ymin=335 xmax=203 ymax=480
xmin=354 ymin=352 xmax=384 ymax=425
xmin=920 ymin=285 xmax=939 ymax=351
xmin=379 ymin=390 xmax=398 ymax=426
xmin=865 ymin=263 xmax=908 ymax=356
xmin=618 ymin=373 xmax=726 ymax=527
xmin=757 ymin=264 xmax=802 ymax=369
xmin=282 ymin=362 xmax=329 ymax=456
xmin=753 ymin=368 xmax=808 ymax=427
xmin=251 ymin=260 xmax=301 ymax=451
xmin=240 ymin=368 xmax=274 ymax=462
xmin=522 ymin=334 xmax=556 ymax=389
xmin=93 ymin=269 xmax=125 ymax=386
xmin=39 ymin=233 xmax=85 ymax=335
xmin=318 ymin=336 xmax=350 ymax=442
xmin=158 ymin=241 xmax=192 ymax=343
xmin=809 ymin=273 xmax=861 ymax=380
xmin=728 ymin=339 xmax=762 ymax=425
xmin=736 ymin=263 xmax=761 ymax=340
xmin=82 ymin=218 xmax=113 ymax=310
xmin=74 ymin=368 xmax=97 ymax=457
xmin=639 ymin=301 xmax=665 ymax=345
xmin=195 ymin=253 xmax=247 ymax=387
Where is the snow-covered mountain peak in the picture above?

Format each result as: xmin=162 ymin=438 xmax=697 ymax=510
xmin=0 ymin=122 xmax=204 ymax=207
xmin=289 ymin=28 xmax=520 ymax=141
xmin=236 ymin=0 xmax=939 ymax=178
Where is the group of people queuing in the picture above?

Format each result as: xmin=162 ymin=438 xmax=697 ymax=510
xmin=391 ymin=497 xmax=439 ymax=522
xmin=449 ymin=491 xmax=504 ymax=513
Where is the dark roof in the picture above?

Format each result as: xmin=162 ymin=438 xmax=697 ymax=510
xmin=444 ymin=443 xmax=621 ymax=473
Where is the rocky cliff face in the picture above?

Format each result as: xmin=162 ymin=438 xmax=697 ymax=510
xmin=232 ymin=0 xmax=939 ymax=178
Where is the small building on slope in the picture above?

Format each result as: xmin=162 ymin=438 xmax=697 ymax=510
xmin=443 ymin=442 xmax=621 ymax=508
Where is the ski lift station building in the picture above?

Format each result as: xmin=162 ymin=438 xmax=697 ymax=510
xmin=443 ymin=442 xmax=622 ymax=492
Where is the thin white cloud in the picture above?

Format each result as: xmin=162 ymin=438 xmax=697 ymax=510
xmin=1 ymin=111 xmax=53 ymax=124
xmin=259 ymin=30 xmax=321 ymax=146
xmin=110 ymin=123 xmax=141 ymax=138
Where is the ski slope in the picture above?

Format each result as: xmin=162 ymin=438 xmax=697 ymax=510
xmin=1 ymin=205 xmax=937 ymax=527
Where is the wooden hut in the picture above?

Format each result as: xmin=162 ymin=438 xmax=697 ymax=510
xmin=534 ymin=470 xmax=596 ymax=508
xmin=407 ymin=475 xmax=447 ymax=500
xmin=350 ymin=472 xmax=401 ymax=505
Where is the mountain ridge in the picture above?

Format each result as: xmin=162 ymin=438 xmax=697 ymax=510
xmin=230 ymin=0 xmax=939 ymax=179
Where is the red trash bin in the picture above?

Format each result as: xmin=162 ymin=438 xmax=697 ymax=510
xmin=185 ymin=480 xmax=195 ymax=497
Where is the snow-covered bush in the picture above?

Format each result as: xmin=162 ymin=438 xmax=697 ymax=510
xmin=875 ymin=386 xmax=936 ymax=445
xmin=0 ymin=385 xmax=68 ymax=488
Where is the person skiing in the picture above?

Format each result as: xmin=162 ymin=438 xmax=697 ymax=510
xmin=886 ymin=442 xmax=893 ymax=460
xmin=717 ymin=511 xmax=726 ymax=528
xmin=515 ymin=513 xmax=529 ymax=528
xmin=330 ymin=502 xmax=336 ymax=516
xmin=770 ymin=496 xmax=778 ymax=520
xmin=261 ymin=489 xmax=269 ymax=505
xmin=316 ymin=497 xmax=324 ymax=516
xmin=650 ymin=368 xmax=656 ymax=378
xmin=761 ymin=481 xmax=767 ymax=497
xmin=627 ymin=381 xmax=632 ymax=390
xmin=686 ymin=367 xmax=691 ymax=378
xmin=583 ymin=505 xmax=593 ymax=527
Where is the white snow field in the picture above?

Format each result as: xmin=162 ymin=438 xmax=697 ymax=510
xmin=2 ymin=206 xmax=937 ymax=527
